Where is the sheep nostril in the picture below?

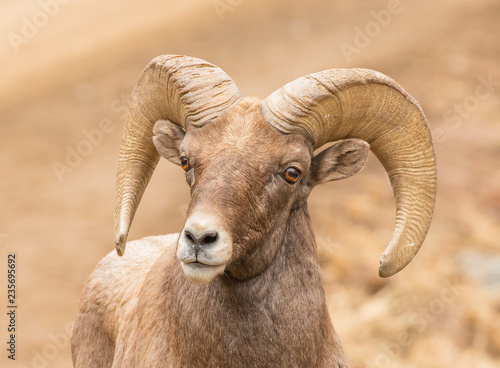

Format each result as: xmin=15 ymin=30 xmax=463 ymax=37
xmin=184 ymin=229 xmax=218 ymax=247
xmin=202 ymin=234 xmax=218 ymax=245
xmin=185 ymin=230 xmax=195 ymax=244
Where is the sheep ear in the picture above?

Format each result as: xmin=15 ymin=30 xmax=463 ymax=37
xmin=311 ymin=139 xmax=369 ymax=186
xmin=153 ymin=120 xmax=186 ymax=165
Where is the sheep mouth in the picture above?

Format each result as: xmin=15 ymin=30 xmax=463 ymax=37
xmin=180 ymin=260 xmax=226 ymax=284
xmin=182 ymin=259 xmax=225 ymax=268
xmin=186 ymin=261 xmax=224 ymax=268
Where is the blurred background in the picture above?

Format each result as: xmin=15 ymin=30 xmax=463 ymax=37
xmin=1 ymin=0 xmax=499 ymax=367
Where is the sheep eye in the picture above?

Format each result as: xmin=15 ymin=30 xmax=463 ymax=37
xmin=283 ymin=167 xmax=301 ymax=184
xmin=180 ymin=157 xmax=189 ymax=171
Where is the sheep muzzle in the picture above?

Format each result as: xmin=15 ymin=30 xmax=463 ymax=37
xmin=177 ymin=211 xmax=232 ymax=284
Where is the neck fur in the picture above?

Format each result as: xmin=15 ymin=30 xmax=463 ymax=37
xmin=137 ymin=204 xmax=346 ymax=367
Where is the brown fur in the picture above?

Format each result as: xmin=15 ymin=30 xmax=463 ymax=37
xmin=72 ymin=98 xmax=369 ymax=367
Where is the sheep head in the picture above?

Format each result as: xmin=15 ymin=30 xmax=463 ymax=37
xmin=152 ymin=101 xmax=368 ymax=283
xmin=114 ymin=55 xmax=437 ymax=282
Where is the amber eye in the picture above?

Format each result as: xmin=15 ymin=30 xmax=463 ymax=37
xmin=180 ymin=157 xmax=189 ymax=171
xmin=283 ymin=167 xmax=301 ymax=184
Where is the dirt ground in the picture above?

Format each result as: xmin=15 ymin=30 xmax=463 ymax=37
xmin=1 ymin=0 xmax=499 ymax=367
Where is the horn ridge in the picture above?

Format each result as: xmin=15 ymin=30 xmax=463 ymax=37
xmin=262 ymin=68 xmax=437 ymax=277
xmin=114 ymin=55 xmax=242 ymax=255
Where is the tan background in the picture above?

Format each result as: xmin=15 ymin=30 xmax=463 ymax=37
xmin=1 ymin=0 xmax=499 ymax=367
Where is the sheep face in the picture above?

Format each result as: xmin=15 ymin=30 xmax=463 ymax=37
xmin=153 ymin=99 xmax=369 ymax=284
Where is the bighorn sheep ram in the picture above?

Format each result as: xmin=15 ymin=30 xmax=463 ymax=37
xmin=72 ymin=55 xmax=436 ymax=368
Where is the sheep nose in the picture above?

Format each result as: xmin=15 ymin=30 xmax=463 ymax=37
xmin=184 ymin=229 xmax=218 ymax=248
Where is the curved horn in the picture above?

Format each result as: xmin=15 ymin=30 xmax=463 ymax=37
xmin=115 ymin=55 xmax=242 ymax=256
xmin=261 ymin=69 xmax=436 ymax=277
